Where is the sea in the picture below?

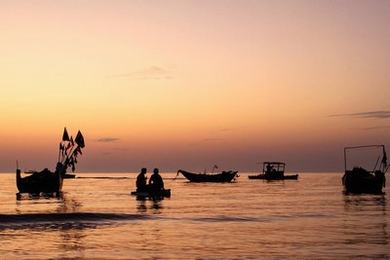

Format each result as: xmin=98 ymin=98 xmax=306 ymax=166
xmin=0 ymin=172 xmax=389 ymax=259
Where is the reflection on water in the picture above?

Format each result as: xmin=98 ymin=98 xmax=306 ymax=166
xmin=0 ymin=173 xmax=389 ymax=259
xmin=343 ymin=194 xmax=388 ymax=250
xmin=16 ymin=192 xmax=62 ymax=201
xmin=344 ymin=194 xmax=387 ymax=210
xmin=136 ymin=197 xmax=164 ymax=214
xmin=57 ymin=193 xmax=83 ymax=213
xmin=58 ymin=220 xmax=87 ymax=257
xmin=15 ymin=191 xmax=82 ymax=214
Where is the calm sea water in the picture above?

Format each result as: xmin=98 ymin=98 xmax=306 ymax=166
xmin=0 ymin=172 xmax=389 ymax=259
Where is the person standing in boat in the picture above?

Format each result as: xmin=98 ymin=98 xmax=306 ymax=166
xmin=149 ymin=168 xmax=164 ymax=192
xmin=136 ymin=168 xmax=148 ymax=192
xmin=266 ymin=163 xmax=273 ymax=174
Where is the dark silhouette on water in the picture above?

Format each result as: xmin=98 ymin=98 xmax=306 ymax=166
xmin=149 ymin=168 xmax=164 ymax=192
xmin=136 ymin=168 xmax=148 ymax=192
xmin=16 ymin=127 xmax=85 ymax=194
xmin=342 ymin=145 xmax=388 ymax=194
xmin=136 ymin=198 xmax=164 ymax=214
xmin=131 ymin=168 xmax=171 ymax=199
xmin=176 ymin=169 xmax=238 ymax=182
xmin=248 ymin=162 xmax=298 ymax=180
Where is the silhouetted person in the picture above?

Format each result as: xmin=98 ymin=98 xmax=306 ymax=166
xmin=136 ymin=168 xmax=148 ymax=192
xmin=266 ymin=164 xmax=273 ymax=174
xmin=149 ymin=168 xmax=164 ymax=192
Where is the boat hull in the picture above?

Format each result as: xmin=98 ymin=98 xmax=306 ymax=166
xmin=248 ymin=174 xmax=298 ymax=180
xmin=178 ymin=170 xmax=238 ymax=183
xmin=130 ymin=189 xmax=171 ymax=198
xmin=16 ymin=169 xmax=63 ymax=194
xmin=342 ymin=169 xmax=385 ymax=194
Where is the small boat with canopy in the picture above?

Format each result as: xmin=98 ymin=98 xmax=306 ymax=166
xmin=342 ymin=145 xmax=388 ymax=194
xmin=248 ymin=162 xmax=298 ymax=180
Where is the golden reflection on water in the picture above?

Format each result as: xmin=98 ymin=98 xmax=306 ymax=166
xmin=136 ymin=198 xmax=165 ymax=214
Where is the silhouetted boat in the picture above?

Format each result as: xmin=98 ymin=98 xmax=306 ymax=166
xmin=342 ymin=145 xmax=388 ymax=194
xmin=176 ymin=169 xmax=238 ymax=182
xmin=16 ymin=128 xmax=85 ymax=194
xmin=130 ymin=189 xmax=171 ymax=198
xmin=17 ymin=164 xmax=65 ymax=194
xmin=248 ymin=162 xmax=298 ymax=180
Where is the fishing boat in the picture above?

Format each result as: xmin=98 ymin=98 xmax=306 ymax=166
xmin=248 ymin=162 xmax=298 ymax=180
xmin=130 ymin=189 xmax=171 ymax=199
xmin=176 ymin=169 xmax=238 ymax=182
xmin=16 ymin=128 xmax=85 ymax=194
xmin=342 ymin=145 xmax=388 ymax=194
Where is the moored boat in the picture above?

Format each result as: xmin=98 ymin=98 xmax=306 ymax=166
xmin=248 ymin=162 xmax=299 ymax=180
xmin=342 ymin=145 xmax=387 ymax=194
xmin=176 ymin=169 xmax=238 ymax=182
xmin=16 ymin=128 xmax=85 ymax=194
xmin=16 ymin=164 xmax=64 ymax=194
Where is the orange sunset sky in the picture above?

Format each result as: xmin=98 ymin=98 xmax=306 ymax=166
xmin=1 ymin=0 xmax=389 ymax=172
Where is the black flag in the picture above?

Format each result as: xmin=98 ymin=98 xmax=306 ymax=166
xmin=62 ymin=127 xmax=70 ymax=141
xmin=75 ymin=131 xmax=85 ymax=148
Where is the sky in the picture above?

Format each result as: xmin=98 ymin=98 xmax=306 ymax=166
xmin=1 ymin=0 xmax=389 ymax=172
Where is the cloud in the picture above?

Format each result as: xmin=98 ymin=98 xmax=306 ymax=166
xmin=107 ymin=66 xmax=172 ymax=80
xmin=329 ymin=110 xmax=390 ymax=119
xmin=96 ymin=137 xmax=120 ymax=143
xmin=189 ymin=137 xmax=224 ymax=146
xmin=202 ymin=138 xmax=224 ymax=142
xmin=361 ymin=125 xmax=390 ymax=130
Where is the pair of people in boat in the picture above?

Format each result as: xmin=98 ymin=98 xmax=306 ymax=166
xmin=266 ymin=164 xmax=276 ymax=174
xmin=136 ymin=168 xmax=164 ymax=192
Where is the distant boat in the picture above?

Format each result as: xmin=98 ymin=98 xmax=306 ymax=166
xmin=130 ymin=189 xmax=171 ymax=199
xmin=16 ymin=128 xmax=85 ymax=194
xmin=176 ymin=169 xmax=238 ymax=183
xmin=342 ymin=145 xmax=387 ymax=194
xmin=248 ymin=162 xmax=298 ymax=180
xmin=63 ymin=173 xmax=76 ymax=179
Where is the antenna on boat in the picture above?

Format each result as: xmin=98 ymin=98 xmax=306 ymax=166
xmin=16 ymin=160 xmax=19 ymax=169
xmin=373 ymin=156 xmax=381 ymax=173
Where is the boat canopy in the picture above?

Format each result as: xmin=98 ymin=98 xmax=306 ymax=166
xmin=262 ymin=162 xmax=286 ymax=174
xmin=344 ymin=145 xmax=388 ymax=173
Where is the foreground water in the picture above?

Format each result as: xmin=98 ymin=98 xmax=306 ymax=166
xmin=0 ymin=172 xmax=389 ymax=259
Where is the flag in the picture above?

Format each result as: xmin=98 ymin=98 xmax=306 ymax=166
xmin=75 ymin=131 xmax=85 ymax=148
xmin=62 ymin=127 xmax=70 ymax=141
xmin=74 ymin=146 xmax=82 ymax=155
xmin=70 ymin=158 xmax=75 ymax=172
